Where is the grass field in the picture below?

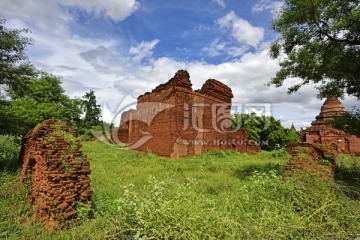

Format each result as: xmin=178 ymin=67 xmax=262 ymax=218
xmin=1 ymin=141 xmax=359 ymax=239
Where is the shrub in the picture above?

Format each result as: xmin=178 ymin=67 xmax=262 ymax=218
xmin=335 ymin=154 xmax=360 ymax=198
xmin=0 ymin=135 xmax=21 ymax=171
xmin=78 ymin=130 xmax=94 ymax=142
xmin=336 ymin=154 xmax=360 ymax=185
xmin=78 ymin=126 xmax=104 ymax=141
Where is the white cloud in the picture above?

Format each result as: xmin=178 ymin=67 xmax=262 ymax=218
xmin=252 ymin=0 xmax=283 ymax=15
xmin=202 ymin=39 xmax=249 ymax=57
xmin=217 ymin=11 xmax=264 ymax=48
xmin=202 ymin=39 xmax=226 ymax=57
xmin=128 ymin=40 xmax=160 ymax=62
xmin=61 ymin=0 xmax=140 ymax=21
xmin=0 ymin=0 xmax=72 ymax=36
xmin=0 ymin=0 xmax=140 ymax=36
xmin=213 ymin=0 xmax=226 ymax=8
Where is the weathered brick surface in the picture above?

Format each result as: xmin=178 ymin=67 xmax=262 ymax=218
xmin=118 ymin=70 xmax=260 ymax=157
xmin=301 ymin=97 xmax=360 ymax=153
xmin=285 ymin=142 xmax=336 ymax=179
xmin=19 ymin=119 xmax=92 ymax=229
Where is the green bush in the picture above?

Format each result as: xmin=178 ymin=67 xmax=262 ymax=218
xmin=78 ymin=126 xmax=104 ymax=141
xmin=0 ymin=135 xmax=21 ymax=171
xmin=335 ymin=154 xmax=360 ymax=199
xmin=78 ymin=130 xmax=94 ymax=141
xmin=336 ymin=154 xmax=360 ymax=184
xmin=271 ymin=147 xmax=289 ymax=158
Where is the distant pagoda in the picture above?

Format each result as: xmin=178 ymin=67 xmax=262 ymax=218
xmin=290 ymin=123 xmax=297 ymax=132
xmin=300 ymin=97 xmax=360 ymax=153
xmin=308 ymin=97 xmax=346 ymax=130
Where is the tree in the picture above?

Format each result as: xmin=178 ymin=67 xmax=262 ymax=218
xmin=0 ymin=17 xmax=83 ymax=136
xmin=332 ymin=107 xmax=360 ymax=137
xmin=269 ymin=0 xmax=360 ymax=99
xmin=1 ymin=74 xmax=82 ymax=135
xmin=232 ymin=113 xmax=300 ymax=150
xmin=82 ymin=90 xmax=101 ymax=130
xmin=0 ymin=17 xmax=36 ymax=96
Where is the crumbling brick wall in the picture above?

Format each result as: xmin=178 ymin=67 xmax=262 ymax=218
xmin=118 ymin=70 xmax=260 ymax=157
xmin=19 ymin=119 xmax=92 ymax=228
xmin=285 ymin=142 xmax=336 ymax=179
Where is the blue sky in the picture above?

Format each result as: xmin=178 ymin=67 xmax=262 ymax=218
xmin=1 ymin=0 xmax=358 ymax=128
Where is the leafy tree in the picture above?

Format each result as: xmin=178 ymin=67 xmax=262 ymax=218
xmin=232 ymin=113 xmax=300 ymax=150
xmin=269 ymin=0 xmax=360 ymax=99
xmin=0 ymin=18 xmax=83 ymax=135
xmin=285 ymin=128 xmax=301 ymax=143
xmin=0 ymin=17 xmax=36 ymax=96
xmin=1 ymin=74 xmax=82 ymax=135
xmin=82 ymin=90 xmax=101 ymax=130
xmin=332 ymin=107 xmax=360 ymax=137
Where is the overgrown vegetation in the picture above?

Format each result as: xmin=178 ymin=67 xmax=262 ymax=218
xmin=0 ymin=141 xmax=358 ymax=239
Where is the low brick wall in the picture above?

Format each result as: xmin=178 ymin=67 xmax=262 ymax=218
xmin=19 ymin=119 xmax=92 ymax=229
xmin=285 ymin=142 xmax=336 ymax=179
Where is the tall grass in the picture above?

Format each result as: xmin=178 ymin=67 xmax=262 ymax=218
xmin=0 ymin=141 xmax=359 ymax=239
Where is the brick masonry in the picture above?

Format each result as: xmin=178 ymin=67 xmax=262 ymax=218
xmin=285 ymin=142 xmax=336 ymax=179
xmin=19 ymin=119 xmax=93 ymax=229
xmin=118 ymin=70 xmax=260 ymax=158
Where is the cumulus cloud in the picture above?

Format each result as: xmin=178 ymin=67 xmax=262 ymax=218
xmin=217 ymin=11 xmax=264 ymax=48
xmin=213 ymin=0 xmax=226 ymax=8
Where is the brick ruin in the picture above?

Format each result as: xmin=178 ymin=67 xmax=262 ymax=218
xmin=285 ymin=142 xmax=336 ymax=179
xmin=19 ymin=119 xmax=92 ymax=228
xmin=118 ymin=70 xmax=260 ymax=158
xmin=300 ymin=97 xmax=360 ymax=153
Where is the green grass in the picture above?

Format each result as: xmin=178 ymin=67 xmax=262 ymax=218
xmin=0 ymin=141 xmax=359 ymax=239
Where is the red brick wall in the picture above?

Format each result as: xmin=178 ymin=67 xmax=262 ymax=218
xmin=118 ymin=70 xmax=260 ymax=157
xmin=349 ymin=135 xmax=360 ymax=153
